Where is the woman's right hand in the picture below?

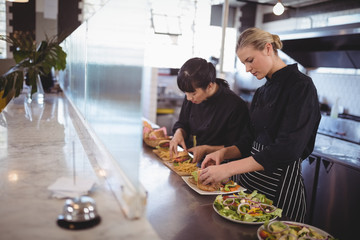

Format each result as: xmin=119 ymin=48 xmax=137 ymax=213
xmin=201 ymin=148 xmax=225 ymax=169
xmin=169 ymin=128 xmax=187 ymax=158
xmin=187 ymin=145 xmax=208 ymax=163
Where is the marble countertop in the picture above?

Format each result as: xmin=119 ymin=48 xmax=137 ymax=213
xmin=0 ymin=93 xmax=159 ymax=240
xmin=313 ymin=133 xmax=360 ymax=170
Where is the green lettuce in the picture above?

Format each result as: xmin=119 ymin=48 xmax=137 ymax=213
xmin=213 ymin=190 xmax=282 ymax=223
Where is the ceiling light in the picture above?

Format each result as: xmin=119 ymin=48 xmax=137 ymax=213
xmin=6 ymin=0 xmax=29 ymax=3
xmin=273 ymin=0 xmax=285 ymax=16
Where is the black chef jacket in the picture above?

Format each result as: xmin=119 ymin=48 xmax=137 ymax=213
xmin=235 ymin=64 xmax=321 ymax=171
xmin=173 ymin=78 xmax=250 ymax=149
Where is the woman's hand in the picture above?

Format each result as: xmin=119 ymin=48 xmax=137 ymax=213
xmin=200 ymin=156 xmax=265 ymax=186
xmin=188 ymin=145 xmax=209 ymax=163
xmin=170 ymin=128 xmax=187 ymax=158
xmin=201 ymin=148 xmax=225 ymax=169
xmin=199 ymin=164 xmax=231 ymax=185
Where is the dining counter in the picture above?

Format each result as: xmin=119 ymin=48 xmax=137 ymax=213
xmin=0 ymin=91 xmax=273 ymax=240
xmin=3 ymin=91 xmax=356 ymax=240
xmin=0 ymin=93 xmax=159 ymax=240
xmin=140 ymin=123 xmax=360 ymax=240
xmin=140 ymin=146 xmax=269 ymax=240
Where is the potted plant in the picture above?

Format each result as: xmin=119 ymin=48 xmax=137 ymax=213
xmin=0 ymin=31 xmax=67 ymax=111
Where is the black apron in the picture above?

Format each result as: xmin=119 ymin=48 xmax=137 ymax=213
xmin=231 ymin=141 xmax=307 ymax=223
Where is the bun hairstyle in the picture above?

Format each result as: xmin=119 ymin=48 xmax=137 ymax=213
xmin=236 ymin=27 xmax=283 ymax=54
xmin=177 ymin=57 xmax=216 ymax=93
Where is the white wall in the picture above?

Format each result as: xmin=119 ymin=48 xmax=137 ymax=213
xmin=310 ymin=70 xmax=360 ymax=116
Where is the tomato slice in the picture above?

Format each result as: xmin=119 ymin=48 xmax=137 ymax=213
xmin=229 ymin=185 xmax=240 ymax=191
xmin=259 ymin=230 xmax=270 ymax=238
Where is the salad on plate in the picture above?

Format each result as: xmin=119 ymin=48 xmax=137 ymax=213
xmin=257 ymin=220 xmax=338 ymax=240
xmin=213 ymin=190 xmax=282 ymax=224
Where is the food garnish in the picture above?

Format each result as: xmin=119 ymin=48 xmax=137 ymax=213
xmin=220 ymin=179 xmax=241 ymax=192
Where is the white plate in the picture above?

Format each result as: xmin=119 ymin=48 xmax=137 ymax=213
xmin=213 ymin=203 xmax=278 ymax=225
xmin=257 ymin=221 xmax=335 ymax=239
xmin=182 ymin=176 xmax=246 ymax=195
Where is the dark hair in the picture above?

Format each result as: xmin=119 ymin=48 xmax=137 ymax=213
xmin=177 ymin=57 xmax=216 ymax=93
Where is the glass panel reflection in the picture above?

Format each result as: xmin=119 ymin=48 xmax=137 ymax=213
xmin=59 ymin=0 xmax=148 ymax=190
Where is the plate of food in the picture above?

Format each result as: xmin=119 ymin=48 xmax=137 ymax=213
xmin=153 ymin=149 xmax=171 ymax=161
xmin=213 ymin=190 xmax=282 ymax=224
xmin=257 ymin=220 xmax=336 ymax=239
xmin=164 ymin=161 xmax=199 ymax=176
xmin=182 ymin=170 xmax=246 ymax=195
xmin=163 ymin=150 xmax=196 ymax=176
xmin=152 ymin=140 xmax=191 ymax=162
xmin=143 ymin=121 xmax=171 ymax=148
xmin=153 ymin=143 xmax=198 ymax=176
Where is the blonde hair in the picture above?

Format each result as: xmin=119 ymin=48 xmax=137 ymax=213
xmin=236 ymin=27 xmax=283 ymax=54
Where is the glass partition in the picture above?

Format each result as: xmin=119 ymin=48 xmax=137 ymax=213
xmin=59 ymin=0 xmax=148 ymax=197
xmin=63 ymin=23 xmax=87 ymax=116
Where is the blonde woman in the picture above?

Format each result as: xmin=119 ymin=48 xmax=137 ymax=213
xmin=200 ymin=28 xmax=321 ymax=222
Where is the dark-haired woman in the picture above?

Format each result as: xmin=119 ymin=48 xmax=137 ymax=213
xmin=169 ymin=57 xmax=250 ymax=163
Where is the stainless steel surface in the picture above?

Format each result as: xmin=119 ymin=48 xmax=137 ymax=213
xmin=317 ymin=114 xmax=360 ymax=144
xmin=302 ymin=133 xmax=360 ymax=240
xmin=275 ymin=23 xmax=360 ymax=68
xmin=140 ymin=146 xmax=263 ymax=240
xmin=60 ymin=196 xmax=99 ymax=222
xmin=313 ymin=134 xmax=360 ymax=170
xmin=301 ymin=155 xmax=320 ymax=224
xmin=277 ymin=23 xmax=360 ymax=40
xmin=234 ymin=0 xmax=333 ymax=8
xmin=311 ymin=158 xmax=360 ymax=239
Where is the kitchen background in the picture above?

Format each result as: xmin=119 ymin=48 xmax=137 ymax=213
xmin=1 ymin=1 xmax=360 ymax=146
xmin=1 ymin=0 xmax=360 ymax=126
xmin=1 ymin=1 xmax=359 ymax=238
xmin=141 ymin=0 xmax=360 ymax=134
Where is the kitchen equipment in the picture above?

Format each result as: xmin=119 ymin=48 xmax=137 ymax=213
xmin=318 ymin=114 xmax=360 ymax=144
xmin=57 ymin=196 xmax=101 ymax=230
xmin=275 ymin=23 xmax=360 ymax=69
xmin=301 ymin=155 xmax=320 ymax=224
xmin=311 ymin=158 xmax=360 ymax=239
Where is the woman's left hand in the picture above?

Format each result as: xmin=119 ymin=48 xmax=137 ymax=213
xmin=188 ymin=145 xmax=208 ymax=163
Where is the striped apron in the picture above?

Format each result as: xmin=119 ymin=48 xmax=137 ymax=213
xmin=232 ymin=141 xmax=307 ymax=223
